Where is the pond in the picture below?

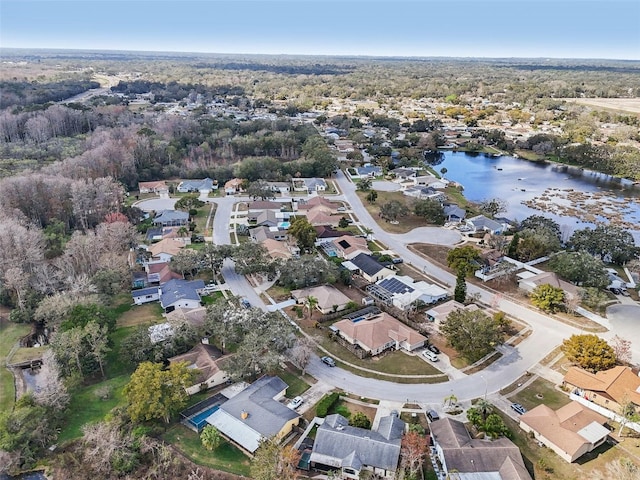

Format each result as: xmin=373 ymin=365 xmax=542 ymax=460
xmin=432 ymin=151 xmax=640 ymax=242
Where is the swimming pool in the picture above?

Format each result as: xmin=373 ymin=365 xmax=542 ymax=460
xmin=187 ymin=405 xmax=220 ymax=431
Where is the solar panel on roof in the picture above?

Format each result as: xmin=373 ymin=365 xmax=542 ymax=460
xmin=378 ymin=277 xmax=414 ymax=294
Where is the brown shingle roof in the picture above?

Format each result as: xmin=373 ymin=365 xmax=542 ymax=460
xmin=564 ymin=366 xmax=640 ymax=405
xmin=149 ymin=238 xmax=185 ymax=257
xmin=169 ymin=343 xmax=224 ymax=384
xmin=333 ymin=312 xmax=426 ymax=352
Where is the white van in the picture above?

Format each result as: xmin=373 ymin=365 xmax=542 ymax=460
xmin=422 ymin=350 xmax=439 ymax=362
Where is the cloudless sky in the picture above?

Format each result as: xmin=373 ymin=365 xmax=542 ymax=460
xmin=1 ymin=0 xmax=639 ymax=60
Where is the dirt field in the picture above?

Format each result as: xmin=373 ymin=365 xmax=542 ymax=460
xmin=562 ymin=97 xmax=640 ymax=115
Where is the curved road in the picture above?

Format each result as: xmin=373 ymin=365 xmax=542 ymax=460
xmin=204 ymin=176 xmax=631 ymax=402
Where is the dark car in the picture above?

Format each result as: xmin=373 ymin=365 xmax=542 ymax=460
xmin=240 ymin=298 xmax=251 ymax=309
xmin=426 ymin=410 xmax=440 ymax=422
xmin=321 ymin=356 xmax=336 ymax=367
xmin=427 ymin=344 xmax=440 ymax=354
xmin=511 ymin=403 xmax=526 ymax=415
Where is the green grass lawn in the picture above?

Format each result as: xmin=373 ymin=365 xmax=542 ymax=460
xmin=57 ymin=374 xmax=129 ymax=443
xmin=0 ymin=321 xmax=31 ymax=410
xmin=508 ymin=377 xmax=571 ymax=412
xmin=105 ymin=325 xmax=137 ymax=378
xmin=162 ymin=425 xmax=251 ymax=476
xmin=277 ymin=369 xmax=312 ymax=397
xmin=116 ymin=303 xmax=164 ymax=328
xmin=201 ymin=292 xmax=223 ymax=305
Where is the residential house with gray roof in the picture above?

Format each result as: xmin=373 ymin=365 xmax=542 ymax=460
xmin=154 ymin=210 xmax=189 ymax=227
xmin=177 ymin=177 xmax=215 ymax=193
xmin=205 ymin=375 xmax=300 ymax=454
xmin=430 ymin=417 xmax=532 ymax=480
xmin=159 ymin=278 xmax=205 ymax=312
xmin=342 ymin=253 xmax=394 ymax=283
xmin=310 ymin=413 xmax=405 ymax=479
xmin=466 ymin=215 xmax=506 ymax=235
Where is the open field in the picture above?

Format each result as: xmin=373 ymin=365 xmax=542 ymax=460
xmin=562 ymin=97 xmax=640 ymax=115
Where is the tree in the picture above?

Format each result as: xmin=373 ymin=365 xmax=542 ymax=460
xmin=618 ymin=397 xmax=640 ymax=436
xmin=519 ymin=215 xmax=561 ymax=240
xmin=483 ymin=413 xmax=511 ymax=439
xmin=440 ymin=309 xmax=503 ymax=362
xmin=200 ymin=425 xmax=222 ymax=451
xmin=250 ymin=439 xmax=300 ymax=480
xmin=124 ymin=361 xmax=195 ymax=424
xmin=548 ymin=251 xmax=608 ymax=288
xmin=338 ymin=216 xmax=350 ymax=228
xmin=305 ymin=296 xmax=319 ymax=320
xmin=530 ymin=284 xmax=565 ymax=313
xmin=366 ymin=190 xmax=378 ymax=203
xmin=446 ymin=245 xmax=481 ymax=276
xmin=454 ymin=269 xmax=466 ymax=303
xmin=581 ymin=287 xmax=611 ymax=313
xmin=32 ymin=350 xmax=70 ymax=411
xmin=401 ymin=430 xmax=426 ymax=480
xmin=83 ymin=321 xmax=110 ymax=378
xmin=349 ymin=412 xmax=371 ymax=429
xmin=474 ymin=398 xmax=493 ymax=422
xmin=414 ymin=199 xmax=445 ymax=225
xmin=562 ymin=334 xmax=616 ymax=372
xmin=288 ymin=337 xmax=314 ymax=375
xmin=478 ymin=198 xmax=506 ymax=217
xmin=247 ymin=180 xmax=276 ymax=200
xmin=170 ymin=248 xmax=201 ymax=278
xmin=278 ymin=255 xmax=338 ymax=289
xmin=379 ymin=200 xmax=408 ymax=222
xmin=569 ymin=225 xmax=640 ymax=265
xmin=288 ymin=217 xmax=317 ymax=253
xmin=516 ymin=227 xmax=562 ymax=261
xmin=611 ymin=335 xmax=632 ymax=364
xmin=174 ymin=194 xmax=204 ymax=211
xmin=507 ymin=232 xmax=519 ymax=258
xmin=357 ymin=178 xmax=372 ymax=191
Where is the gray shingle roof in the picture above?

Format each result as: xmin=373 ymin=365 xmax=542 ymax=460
xmin=159 ymin=279 xmax=205 ymax=308
xmin=154 ymin=210 xmax=189 ymax=224
xmin=349 ymin=253 xmax=388 ymax=276
xmin=212 ymin=376 xmax=299 ymax=451
xmin=132 ymin=286 xmax=159 ymax=298
xmin=310 ymin=414 xmax=404 ymax=472
xmin=179 ymin=178 xmax=214 ymax=191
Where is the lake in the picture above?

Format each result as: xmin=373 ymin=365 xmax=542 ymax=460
xmin=432 ymin=151 xmax=640 ymax=243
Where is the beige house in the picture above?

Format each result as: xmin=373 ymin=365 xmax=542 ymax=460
xmin=331 ymin=235 xmax=371 ymax=260
xmin=169 ymin=343 xmax=229 ymax=395
xmin=290 ymin=284 xmax=352 ymax=315
xmin=138 ymin=180 xmax=168 ymax=194
xmin=518 ymin=271 xmax=580 ymax=299
xmin=519 ymin=401 xmax=609 ymax=463
xmin=148 ymin=238 xmax=185 ymax=262
xmin=425 ymin=300 xmax=479 ymax=325
xmin=262 ymin=238 xmax=293 ymax=259
xmin=332 ymin=312 xmax=426 ymax=356
xmin=563 ymin=365 xmax=640 ymax=413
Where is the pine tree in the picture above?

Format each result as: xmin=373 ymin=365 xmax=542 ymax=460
xmin=454 ymin=269 xmax=467 ymax=303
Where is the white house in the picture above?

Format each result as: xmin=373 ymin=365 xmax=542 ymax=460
xmin=367 ymin=275 xmax=449 ymax=310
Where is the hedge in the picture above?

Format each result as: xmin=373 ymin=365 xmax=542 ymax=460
xmin=316 ymin=392 xmax=340 ymax=417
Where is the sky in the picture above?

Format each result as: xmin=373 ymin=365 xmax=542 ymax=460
xmin=1 ymin=0 xmax=639 ymax=60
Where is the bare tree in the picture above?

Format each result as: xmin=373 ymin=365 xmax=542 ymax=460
xmin=83 ymin=321 xmax=111 ymax=378
xmin=3 ymin=267 xmax=28 ymax=310
xmin=611 ymin=335 xmax=633 ymax=365
xmin=33 ymin=350 xmax=70 ymax=410
xmin=288 ymin=337 xmax=314 ymax=375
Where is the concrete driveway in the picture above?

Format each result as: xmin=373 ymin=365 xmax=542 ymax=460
xmin=606 ymin=304 xmax=640 ymax=351
xmin=135 ymin=197 xmax=177 ymax=212
xmin=372 ymin=180 xmax=401 ymax=192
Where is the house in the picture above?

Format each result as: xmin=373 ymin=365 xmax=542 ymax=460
xmin=153 ymin=210 xmax=189 ymax=227
xmin=138 ymin=180 xmax=168 ymax=194
xmin=292 ymin=177 xmax=327 ymax=193
xmin=224 ymin=178 xmax=245 ymax=195
xmin=563 ymin=365 xmax=640 ymax=414
xmin=402 ymin=186 xmax=445 ymax=201
xmin=430 ymin=417 xmax=532 ymax=480
xmin=148 ymin=238 xmax=185 ymax=263
xmin=307 ymin=210 xmax=339 ymax=227
xmin=158 ymin=226 xmax=192 ymax=244
xmin=146 ymin=261 xmax=182 ymax=284
xmin=425 ymin=300 xmax=479 ymax=325
xmin=519 ymin=401 xmax=609 ymax=463
xmin=177 ymin=178 xmax=215 ymax=193
xmin=466 ymin=215 xmax=505 ymax=235
xmin=249 ymin=226 xmax=288 ymax=243
xmin=290 ymin=284 xmax=352 ymax=315
xmin=165 ymin=306 xmax=207 ymax=328
xmin=444 ymin=204 xmax=466 ymax=222
xmin=518 ymin=271 xmax=580 ymax=299
xmin=342 ymin=253 xmax=394 ymax=283
xmin=248 ymin=200 xmax=282 ymax=216
xmin=332 ymin=312 xmax=427 ymax=355
xmin=159 ymin=278 xmax=206 ymax=312
xmin=169 ymin=343 xmax=230 ymax=395
xmin=310 ymin=414 xmax=405 ymax=479
xmin=414 ymin=175 xmax=449 ymax=190
xmin=367 ymin=275 xmax=449 ymax=310
xmin=316 ymin=226 xmax=354 ymax=239
xmin=329 ymin=236 xmax=371 ymax=260
xmin=297 ymin=196 xmax=340 ymax=213
xmin=262 ymin=238 xmax=293 ymax=259
xmin=391 ymin=168 xmax=417 ymax=182
xmin=205 ymin=376 xmax=300 ymax=454
xmin=132 ymin=286 xmax=160 ymax=305
xmin=254 ymin=210 xmax=280 ymax=228
xmin=266 ymin=181 xmax=291 ymax=194
xmin=353 ymin=165 xmax=382 ymax=178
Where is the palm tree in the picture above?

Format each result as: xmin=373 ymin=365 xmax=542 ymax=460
xmin=200 ymin=425 xmax=222 ymax=451
xmin=475 ymin=398 xmax=493 ymax=422
xmin=361 ymin=226 xmax=374 ymax=241
xmin=177 ymin=226 xmax=189 ymax=238
xmin=305 ymin=296 xmax=319 ymax=320
xmin=444 ymin=393 xmax=458 ymax=409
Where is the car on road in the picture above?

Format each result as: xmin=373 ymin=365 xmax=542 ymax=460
xmin=510 ymin=403 xmax=526 ymax=415
xmin=426 ymin=410 xmax=440 ymax=422
xmin=426 ymin=343 xmax=440 ymax=354
xmin=287 ymin=396 xmax=303 ymax=410
xmin=321 ymin=356 xmax=336 ymax=367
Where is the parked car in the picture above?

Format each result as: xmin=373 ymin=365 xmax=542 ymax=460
xmin=610 ymin=287 xmax=621 ymax=295
xmin=422 ymin=350 xmax=439 ymax=362
xmin=390 ymin=409 xmax=399 ymax=418
xmin=426 ymin=343 xmax=440 ymax=354
xmin=427 ymin=410 xmax=440 ymax=422
xmin=321 ymin=356 xmax=336 ymax=367
xmin=511 ymin=403 xmax=526 ymax=415
xmin=287 ymin=396 xmax=303 ymax=410
xmin=240 ymin=298 xmax=251 ymax=309
xmin=621 ymin=289 xmax=630 ymax=297
xmin=391 ymin=257 xmax=404 ymax=264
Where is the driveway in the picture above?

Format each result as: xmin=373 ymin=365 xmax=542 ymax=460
xmin=606 ymin=304 xmax=640 ymax=354
xmin=135 ymin=197 xmax=177 ymax=212
xmin=372 ymin=180 xmax=401 ymax=192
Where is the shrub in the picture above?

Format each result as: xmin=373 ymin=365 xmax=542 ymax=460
xmin=316 ymin=392 xmax=340 ymax=417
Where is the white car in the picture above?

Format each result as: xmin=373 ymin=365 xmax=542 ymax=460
xmin=287 ymin=396 xmax=303 ymax=410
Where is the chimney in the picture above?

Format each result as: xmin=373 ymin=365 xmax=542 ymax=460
xmin=241 ymin=410 xmax=249 ymax=420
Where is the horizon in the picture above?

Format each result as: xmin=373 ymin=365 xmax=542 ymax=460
xmin=1 ymin=1 xmax=639 ymax=61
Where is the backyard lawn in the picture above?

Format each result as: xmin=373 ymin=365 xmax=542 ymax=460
xmin=277 ymin=367 xmax=313 ymax=398
xmin=116 ymin=303 xmax=164 ymax=328
xmin=0 ymin=320 xmax=31 ymax=410
xmin=355 ymin=191 xmax=429 ymax=234
xmin=163 ymin=425 xmax=251 ymax=476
